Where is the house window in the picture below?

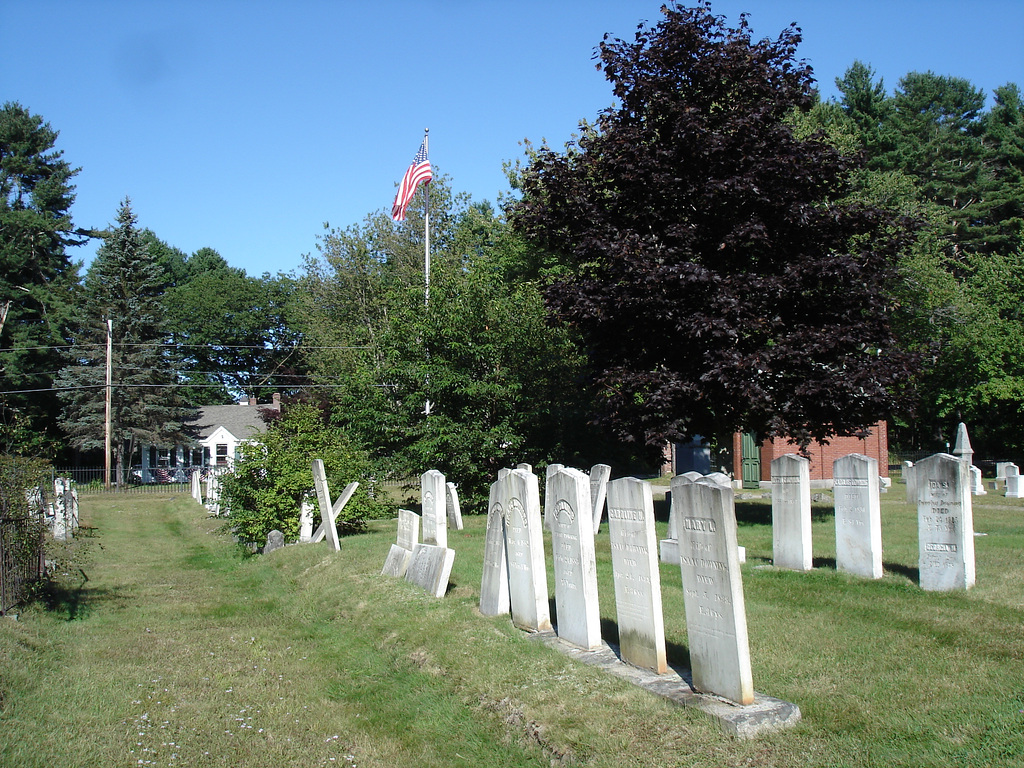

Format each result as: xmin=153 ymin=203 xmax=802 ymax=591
xmin=216 ymin=444 xmax=228 ymax=465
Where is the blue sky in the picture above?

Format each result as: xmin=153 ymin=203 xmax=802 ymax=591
xmin=3 ymin=0 xmax=1022 ymax=278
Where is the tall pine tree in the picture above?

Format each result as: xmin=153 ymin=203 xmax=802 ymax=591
xmin=55 ymin=199 xmax=193 ymax=481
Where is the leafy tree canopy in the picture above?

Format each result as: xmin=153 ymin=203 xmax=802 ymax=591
xmin=511 ymin=3 xmax=914 ymax=453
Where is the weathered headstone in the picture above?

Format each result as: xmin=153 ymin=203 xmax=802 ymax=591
xmin=676 ymin=477 xmax=754 ymax=705
xmin=903 ymin=461 xmax=916 ymax=504
xmin=705 ymin=472 xmax=732 ymax=488
xmin=543 ymin=463 xmax=564 ymax=531
xmin=404 ymin=543 xmax=456 ymax=598
xmin=311 ymin=459 xmax=358 ymax=552
xmin=996 ymin=461 xmax=1013 ymax=482
xmin=299 ymin=496 xmax=315 ymax=542
xmin=915 ymin=453 xmax=976 ymax=591
xmin=589 ymin=463 xmax=611 ymax=532
xmin=516 ymin=463 xmax=533 ymax=473
xmin=205 ymin=471 xmax=221 ymax=515
xmin=480 ymin=481 xmax=511 ymax=616
xmin=606 ymin=476 xmax=667 ymax=674
xmin=263 ymin=529 xmax=285 ymax=554
xmin=382 ymin=509 xmax=420 ymax=578
xmin=548 ymin=467 xmax=602 ymax=650
xmin=499 ymin=468 xmax=551 ymax=632
xmin=771 ymin=454 xmax=812 ymax=571
xmin=421 ymin=469 xmax=447 ymax=548
xmin=969 ymin=465 xmax=987 ymax=496
xmin=445 ymin=482 xmax=464 ymax=531
xmin=1005 ymin=463 xmax=1021 ymax=498
xmin=833 ymin=454 xmax=883 ymax=579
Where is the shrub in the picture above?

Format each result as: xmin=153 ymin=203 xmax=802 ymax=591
xmin=221 ymin=404 xmax=385 ymax=545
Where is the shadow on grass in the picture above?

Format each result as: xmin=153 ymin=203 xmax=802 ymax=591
xmin=883 ymin=561 xmax=919 ymax=582
xmin=37 ymin=569 xmax=129 ymax=621
xmin=598 ymin=616 xmax=694 ymax=683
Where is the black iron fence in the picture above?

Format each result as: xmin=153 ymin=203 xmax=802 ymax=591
xmin=53 ymin=466 xmax=207 ymax=496
xmin=0 ymin=515 xmax=45 ymax=615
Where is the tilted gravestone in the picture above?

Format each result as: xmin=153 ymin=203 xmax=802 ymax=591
xmin=382 ymin=509 xmax=420 ymax=578
xmin=1005 ymin=463 xmax=1021 ymax=498
xmin=833 ymin=454 xmax=883 ymax=579
xmin=311 ymin=459 xmax=358 ymax=552
xmin=420 ymin=469 xmax=447 ymax=548
xmin=606 ymin=476 xmax=667 ymax=674
xmin=548 ymin=467 xmax=602 ymax=650
xmin=404 ymin=543 xmax=456 ymax=598
xmin=915 ymin=453 xmax=975 ymax=591
xmin=480 ymin=480 xmax=511 ymax=616
xmin=771 ymin=454 xmax=812 ymax=571
xmin=676 ymin=477 xmax=754 ymax=705
xmin=498 ymin=467 xmax=551 ymax=632
xmin=446 ymin=482 xmax=464 ymax=531
xmin=589 ymin=463 xmax=611 ymax=532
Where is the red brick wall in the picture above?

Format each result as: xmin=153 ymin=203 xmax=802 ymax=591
xmin=755 ymin=421 xmax=889 ymax=481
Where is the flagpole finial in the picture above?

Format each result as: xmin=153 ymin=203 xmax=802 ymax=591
xmin=424 ymin=127 xmax=429 ymax=134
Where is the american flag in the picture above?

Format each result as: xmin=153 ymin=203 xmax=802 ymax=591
xmin=391 ymin=139 xmax=433 ymax=221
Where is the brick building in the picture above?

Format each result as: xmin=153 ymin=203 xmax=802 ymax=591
xmin=730 ymin=421 xmax=889 ymax=488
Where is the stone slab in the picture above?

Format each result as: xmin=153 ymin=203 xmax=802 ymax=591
xmin=500 ymin=468 xmax=551 ymax=631
xmin=446 ymin=482 xmax=464 ymax=530
xmin=404 ymin=543 xmax=456 ymax=598
xmin=771 ymin=454 xmax=812 ymax=571
xmin=915 ymin=453 xmax=975 ymax=591
xmin=529 ymin=632 xmax=801 ymax=740
xmin=1006 ymin=464 xmax=1021 ymax=498
xmin=674 ymin=477 xmax=754 ymax=705
xmin=421 ymin=469 xmax=447 ymax=548
xmin=833 ymin=454 xmax=883 ymax=579
xmin=548 ymin=467 xmax=602 ymax=650
xmin=606 ymin=477 xmax=667 ymax=674
xmin=381 ymin=544 xmax=414 ymax=578
xmin=480 ymin=480 xmax=511 ymax=616
xmin=397 ymin=508 xmax=420 ymax=550
xmin=589 ymin=463 xmax=611 ymax=531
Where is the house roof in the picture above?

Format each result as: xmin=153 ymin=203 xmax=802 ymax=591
xmin=192 ymin=403 xmax=276 ymax=442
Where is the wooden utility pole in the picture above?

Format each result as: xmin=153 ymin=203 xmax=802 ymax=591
xmin=104 ymin=318 xmax=112 ymax=490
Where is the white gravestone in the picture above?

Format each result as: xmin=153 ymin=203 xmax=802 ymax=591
xmin=445 ymin=482 xmax=464 ymax=530
xmin=205 ymin=471 xmax=221 ymax=515
xmin=916 ymin=453 xmax=976 ymax=591
xmin=904 ymin=461 xmax=916 ymax=504
xmin=548 ymin=467 xmax=602 ymax=650
xmin=589 ymin=463 xmax=611 ymax=532
xmin=420 ymin=469 xmax=447 ymax=548
xmin=952 ymin=422 xmax=974 ymax=467
xmin=705 ymin=472 xmax=732 ymax=488
xmin=311 ymin=459 xmax=358 ymax=552
xmin=299 ymin=496 xmax=315 ymax=542
xmin=190 ymin=470 xmax=202 ymax=504
xmin=1005 ymin=463 xmax=1021 ymax=498
xmin=606 ymin=477 xmax=667 ymax=674
xmin=543 ymin=463 xmax=564 ymax=531
xmin=499 ymin=468 xmax=551 ymax=632
xmin=405 ymin=543 xmax=456 ymax=598
xmin=771 ymin=454 xmax=813 ymax=571
xmin=53 ymin=478 xmax=74 ymax=540
xmin=969 ymin=465 xmax=987 ymax=496
xmin=833 ymin=454 xmax=883 ymax=579
xmin=996 ymin=461 xmax=1013 ymax=482
xmin=382 ymin=509 xmax=420 ymax=578
xmin=676 ymin=477 xmax=754 ymax=705
xmin=480 ymin=480 xmax=511 ymax=616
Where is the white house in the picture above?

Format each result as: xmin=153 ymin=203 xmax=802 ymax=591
xmin=136 ymin=394 xmax=281 ymax=482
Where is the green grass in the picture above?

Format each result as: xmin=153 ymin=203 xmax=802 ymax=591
xmin=1 ymin=488 xmax=1023 ymax=767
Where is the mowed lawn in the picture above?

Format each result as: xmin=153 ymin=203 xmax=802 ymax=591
xmin=1 ymin=486 xmax=1023 ymax=768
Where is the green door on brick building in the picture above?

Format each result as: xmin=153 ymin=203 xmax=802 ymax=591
xmin=741 ymin=432 xmax=761 ymax=489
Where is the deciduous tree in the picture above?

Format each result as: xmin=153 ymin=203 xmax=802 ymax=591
xmin=512 ymin=4 xmax=914 ymax=453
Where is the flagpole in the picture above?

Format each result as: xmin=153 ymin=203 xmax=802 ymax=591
xmin=423 ymin=128 xmax=431 ymax=417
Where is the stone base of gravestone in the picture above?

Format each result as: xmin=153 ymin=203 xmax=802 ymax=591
xmin=405 ymin=543 xmax=456 ymax=598
xmin=381 ymin=544 xmax=414 ymax=578
xmin=263 ymin=529 xmax=285 ymax=554
xmin=529 ymin=632 xmax=801 ymax=739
